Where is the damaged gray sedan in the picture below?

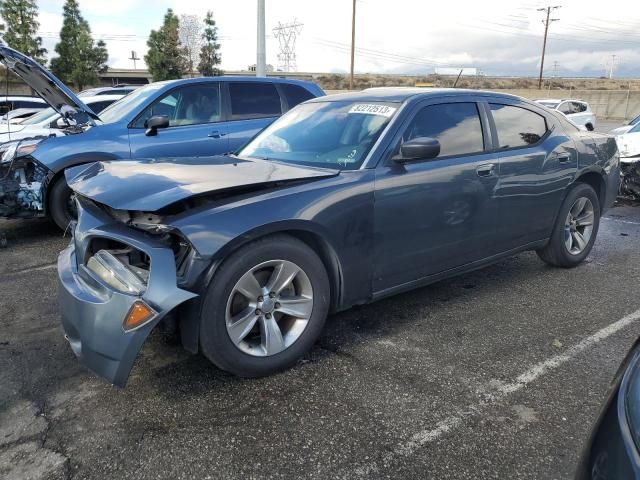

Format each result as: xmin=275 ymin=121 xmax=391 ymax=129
xmin=59 ymin=88 xmax=620 ymax=386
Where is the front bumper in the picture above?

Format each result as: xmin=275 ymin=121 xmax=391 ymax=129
xmin=57 ymin=201 xmax=196 ymax=387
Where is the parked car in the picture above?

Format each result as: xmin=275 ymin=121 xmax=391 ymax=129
xmin=0 ymin=107 xmax=41 ymax=124
xmin=575 ymin=338 xmax=640 ymax=479
xmin=57 ymin=87 xmax=620 ymax=387
xmin=0 ymin=44 xmax=324 ymax=229
xmin=0 ymin=94 xmax=124 ymax=143
xmin=614 ymin=121 xmax=640 ymax=199
xmin=0 ymin=95 xmax=46 ymax=114
xmin=610 ymin=113 xmax=640 ymax=136
xmin=535 ymin=98 xmax=596 ymax=131
xmin=78 ymin=84 xmax=141 ymax=97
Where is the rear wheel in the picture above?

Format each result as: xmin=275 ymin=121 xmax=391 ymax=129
xmin=537 ymin=183 xmax=600 ymax=267
xmin=48 ymin=175 xmax=77 ymax=231
xmin=199 ymin=235 xmax=330 ymax=377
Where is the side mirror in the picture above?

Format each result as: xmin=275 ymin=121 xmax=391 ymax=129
xmin=396 ymin=137 xmax=441 ymax=162
xmin=145 ymin=115 xmax=170 ymax=136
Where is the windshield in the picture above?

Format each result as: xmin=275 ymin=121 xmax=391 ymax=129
xmin=21 ymin=107 xmax=58 ymax=125
xmin=630 ymin=114 xmax=640 ymax=126
xmin=239 ymin=101 xmax=398 ymax=170
xmin=98 ymin=83 xmax=163 ymax=124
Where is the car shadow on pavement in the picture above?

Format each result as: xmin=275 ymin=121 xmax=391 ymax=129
xmin=138 ymin=252 xmax=546 ymax=398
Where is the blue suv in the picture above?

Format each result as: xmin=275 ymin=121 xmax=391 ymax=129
xmin=0 ymin=44 xmax=324 ymax=229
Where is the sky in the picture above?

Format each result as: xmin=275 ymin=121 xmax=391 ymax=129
xmin=29 ymin=0 xmax=640 ymax=78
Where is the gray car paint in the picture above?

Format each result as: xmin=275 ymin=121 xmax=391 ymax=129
xmin=58 ymin=88 xmax=621 ymax=386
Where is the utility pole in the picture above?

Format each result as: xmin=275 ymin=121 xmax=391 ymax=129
xmin=128 ymin=50 xmax=140 ymax=70
xmin=537 ymin=6 xmax=560 ymax=89
xmin=257 ymin=0 xmax=266 ymax=77
xmin=349 ymin=0 xmax=356 ymax=90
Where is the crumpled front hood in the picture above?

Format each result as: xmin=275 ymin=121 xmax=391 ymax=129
xmin=66 ymin=156 xmax=339 ymax=211
xmin=0 ymin=43 xmax=97 ymax=124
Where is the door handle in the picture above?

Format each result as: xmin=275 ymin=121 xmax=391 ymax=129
xmin=476 ymin=163 xmax=496 ymax=177
xmin=557 ymin=153 xmax=571 ymax=163
xmin=208 ymin=131 xmax=227 ymax=138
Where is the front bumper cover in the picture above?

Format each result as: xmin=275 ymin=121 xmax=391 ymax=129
xmin=57 ymin=200 xmax=196 ymax=387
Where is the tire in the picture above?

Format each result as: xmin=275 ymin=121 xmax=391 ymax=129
xmin=537 ymin=182 xmax=600 ymax=268
xmin=199 ymin=234 xmax=330 ymax=377
xmin=48 ymin=175 xmax=76 ymax=231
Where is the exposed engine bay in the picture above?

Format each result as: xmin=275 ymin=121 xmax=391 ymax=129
xmin=0 ymin=154 xmax=48 ymax=217
xmin=620 ymin=159 xmax=640 ymax=201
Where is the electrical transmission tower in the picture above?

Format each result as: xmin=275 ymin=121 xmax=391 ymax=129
xmin=272 ymin=20 xmax=303 ymax=72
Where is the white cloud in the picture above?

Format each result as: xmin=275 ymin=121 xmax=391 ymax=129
xmin=28 ymin=0 xmax=640 ymax=76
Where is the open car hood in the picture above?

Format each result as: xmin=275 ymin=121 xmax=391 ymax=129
xmin=0 ymin=43 xmax=98 ymax=125
xmin=65 ymin=156 xmax=339 ymax=212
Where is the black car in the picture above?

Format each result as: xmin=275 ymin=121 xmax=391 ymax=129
xmin=58 ymin=88 xmax=620 ymax=386
xmin=576 ymin=338 xmax=640 ymax=478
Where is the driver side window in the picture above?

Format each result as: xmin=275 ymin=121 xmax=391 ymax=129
xmin=401 ymin=103 xmax=484 ymax=158
xmin=133 ymin=83 xmax=221 ymax=128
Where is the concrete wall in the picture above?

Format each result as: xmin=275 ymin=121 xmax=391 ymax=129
xmin=496 ymin=89 xmax=640 ymax=120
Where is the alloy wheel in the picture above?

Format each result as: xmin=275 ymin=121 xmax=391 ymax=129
xmin=564 ymin=197 xmax=595 ymax=255
xmin=225 ymin=259 xmax=314 ymax=357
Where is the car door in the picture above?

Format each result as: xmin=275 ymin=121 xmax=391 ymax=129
xmin=372 ymin=99 xmax=500 ymax=293
xmin=128 ymin=82 xmax=228 ymax=158
xmin=488 ymin=101 xmax=578 ymax=251
xmin=224 ymin=81 xmax=283 ymax=152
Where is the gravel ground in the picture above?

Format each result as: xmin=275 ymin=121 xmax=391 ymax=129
xmin=1 ymin=132 xmax=638 ymax=479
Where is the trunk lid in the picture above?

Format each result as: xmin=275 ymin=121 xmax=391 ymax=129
xmin=65 ymin=156 xmax=339 ymax=211
xmin=0 ymin=43 xmax=98 ymax=125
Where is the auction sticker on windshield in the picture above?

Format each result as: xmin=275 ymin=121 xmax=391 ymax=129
xmin=349 ymin=104 xmax=397 ymax=117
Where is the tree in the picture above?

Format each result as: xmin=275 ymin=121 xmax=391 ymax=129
xmin=145 ymin=9 xmax=188 ymax=82
xmin=49 ymin=0 xmax=109 ymax=90
xmin=0 ymin=0 xmax=46 ymax=64
xmin=197 ymin=10 xmax=222 ymax=77
xmin=179 ymin=14 xmax=202 ymax=76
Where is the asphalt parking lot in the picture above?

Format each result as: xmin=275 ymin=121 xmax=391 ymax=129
xmin=1 ymin=120 xmax=639 ymax=480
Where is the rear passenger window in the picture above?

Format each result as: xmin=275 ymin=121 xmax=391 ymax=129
xmin=281 ymin=84 xmax=314 ymax=109
xmin=229 ymin=82 xmax=281 ymax=120
xmin=402 ymin=102 xmax=484 ymax=157
xmin=490 ymin=104 xmax=547 ymax=149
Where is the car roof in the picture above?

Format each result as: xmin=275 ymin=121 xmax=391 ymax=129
xmin=0 ymin=95 xmax=46 ymax=101
xmin=308 ymin=87 xmax=524 ymax=104
xmin=82 ymin=94 xmax=125 ymax=103
xmin=149 ymin=76 xmax=319 ymax=89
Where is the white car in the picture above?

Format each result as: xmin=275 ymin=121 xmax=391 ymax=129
xmin=0 ymin=107 xmax=42 ymax=124
xmin=610 ymin=113 xmax=640 ymax=136
xmin=613 ymin=121 xmax=640 ymax=161
xmin=0 ymin=94 xmax=123 ymax=144
xmin=535 ymin=99 xmax=596 ymax=131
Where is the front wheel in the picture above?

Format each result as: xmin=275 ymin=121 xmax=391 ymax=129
xmin=199 ymin=234 xmax=330 ymax=377
xmin=537 ymin=183 xmax=600 ymax=268
xmin=48 ymin=175 xmax=77 ymax=231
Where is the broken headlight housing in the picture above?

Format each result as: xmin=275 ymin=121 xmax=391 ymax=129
xmin=85 ymin=244 xmax=150 ymax=296
xmin=0 ymin=139 xmax=42 ymax=164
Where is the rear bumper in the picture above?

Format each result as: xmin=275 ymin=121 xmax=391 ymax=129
xmin=57 ymin=201 xmax=196 ymax=387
